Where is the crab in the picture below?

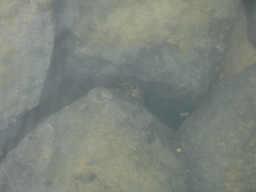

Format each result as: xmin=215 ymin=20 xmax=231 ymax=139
xmin=118 ymin=82 xmax=143 ymax=98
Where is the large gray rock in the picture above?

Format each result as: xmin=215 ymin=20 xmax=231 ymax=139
xmin=53 ymin=0 xmax=241 ymax=128
xmin=0 ymin=87 xmax=186 ymax=192
xmin=177 ymin=64 xmax=256 ymax=192
xmin=64 ymin=0 xmax=240 ymax=98
xmin=0 ymin=0 xmax=54 ymax=128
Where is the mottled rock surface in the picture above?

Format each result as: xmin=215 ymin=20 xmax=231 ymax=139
xmin=66 ymin=0 xmax=240 ymax=96
xmin=0 ymin=0 xmax=54 ymax=128
xmin=0 ymin=87 xmax=186 ymax=192
xmin=60 ymin=0 xmax=241 ymax=128
xmin=177 ymin=64 xmax=256 ymax=192
xmin=218 ymin=4 xmax=256 ymax=78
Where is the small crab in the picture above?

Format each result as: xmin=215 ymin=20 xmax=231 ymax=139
xmin=118 ymin=82 xmax=143 ymax=98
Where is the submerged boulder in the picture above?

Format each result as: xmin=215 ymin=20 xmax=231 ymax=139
xmin=177 ymin=64 xmax=256 ymax=192
xmin=0 ymin=87 xmax=186 ymax=192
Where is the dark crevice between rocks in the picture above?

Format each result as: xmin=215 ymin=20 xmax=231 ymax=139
xmin=1 ymin=0 xmax=255 ymax=172
xmin=0 ymin=12 xmax=211 ymax=167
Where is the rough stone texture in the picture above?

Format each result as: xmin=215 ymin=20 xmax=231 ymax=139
xmin=0 ymin=0 xmax=54 ymax=128
xmin=65 ymin=0 xmax=240 ymax=97
xmin=218 ymin=4 xmax=256 ymax=78
xmin=177 ymin=64 xmax=256 ymax=192
xmin=0 ymin=87 xmax=186 ymax=192
xmin=52 ymin=0 xmax=241 ymax=129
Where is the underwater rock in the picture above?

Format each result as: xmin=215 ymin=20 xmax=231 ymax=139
xmin=0 ymin=87 xmax=186 ymax=192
